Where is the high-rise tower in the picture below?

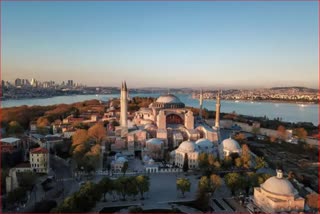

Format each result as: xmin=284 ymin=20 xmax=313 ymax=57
xmin=215 ymin=91 xmax=221 ymax=128
xmin=199 ymin=89 xmax=203 ymax=119
xmin=120 ymin=81 xmax=128 ymax=135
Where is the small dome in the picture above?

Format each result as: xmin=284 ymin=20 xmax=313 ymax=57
xmin=221 ymin=138 xmax=241 ymax=152
xmin=156 ymin=94 xmax=182 ymax=104
xmin=261 ymin=176 xmax=297 ymax=196
xmin=195 ymin=138 xmax=213 ymax=148
xmin=177 ymin=140 xmax=197 ymax=153
xmin=148 ymin=158 xmax=155 ymax=165
xmin=116 ymin=157 xmax=128 ymax=163
xmin=146 ymin=138 xmax=163 ymax=145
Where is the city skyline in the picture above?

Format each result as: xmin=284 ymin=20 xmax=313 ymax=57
xmin=2 ymin=1 xmax=318 ymax=88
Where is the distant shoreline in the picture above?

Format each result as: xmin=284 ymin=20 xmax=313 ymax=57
xmin=1 ymin=93 xmax=317 ymax=106
xmin=197 ymin=98 xmax=317 ymax=105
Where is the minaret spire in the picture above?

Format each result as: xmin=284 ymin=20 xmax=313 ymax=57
xmin=120 ymin=81 xmax=128 ymax=137
xmin=199 ymin=89 xmax=203 ymax=119
xmin=215 ymin=90 xmax=221 ymax=128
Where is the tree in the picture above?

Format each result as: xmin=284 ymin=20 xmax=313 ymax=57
xmin=252 ymin=127 xmax=260 ymax=136
xmin=294 ymin=127 xmax=308 ymax=141
xmin=117 ymin=176 xmax=130 ymax=201
xmin=7 ymin=121 xmax=24 ymax=135
xmin=88 ymin=123 xmax=107 ymax=144
xmin=7 ymin=187 xmax=27 ymax=205
xmin=121 ymin=161 xmax=129 ymax=176
xmin=37 ymin=117 xmax=50 ymax=127
xmin=241 ymin=144 xmax=251 ymax=169
xmin=183 ymin=153 xmax=189 ymax=172
xmin=235 ymin=158 xmax=243 ymax=168
xmin=198 ymin=153 xmax=208 ymax=170
xmin=127 ymin=177 xmax=139 ymax=200
xmin=254 ymin=156 xmax=266 ymax=170
xmin=99 ymin=177 xmax=112 ymax=202
xmin=176 ymin=178 xmax=191 ymax=198
xmin=210 ymin=174 xmax=222 ymax=194
xmin=306 ymin=193 xmax=319 ymax=212
xmin=135 ymin=175 xmax=150 ymax=199
xmin=17 ymin=171 xmax=37 ymax=191
xmin=224 ymin=173 xmax=241 ymax=195
xmin=198 ymin=176 xmax=210 ymax=193
xmin=277 ymin=125 xmax=287 ymax=141
xmin=72 ymin=129 xmax=89 ymax=148
xmin=208 ymin=154 xmax=216 ymax=168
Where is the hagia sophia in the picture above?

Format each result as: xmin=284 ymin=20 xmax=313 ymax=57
xmin=109 ymin=81 xmax=242 ymax=169
xmin=107 ymin=81 xmax=306 ymax=213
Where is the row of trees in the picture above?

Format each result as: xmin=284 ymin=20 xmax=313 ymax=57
xmin=53 ymin=175 xmax=150 ymax=212
xmin=224 ymin=172 xmax=271 ymax=196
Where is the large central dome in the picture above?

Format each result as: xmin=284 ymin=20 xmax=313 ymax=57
xmin=152 ymin=94 xmax=185 ymax=108
xmin=261 ymin=176 xmax=297 ymax=196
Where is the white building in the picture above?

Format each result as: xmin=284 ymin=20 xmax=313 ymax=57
xmin=172 ymin=140 xmax=199 ymax=169
xmin=30 ymin=147 xmax=49 ymax=173
xmin=254 ymin=169 xmax=305 ymax=212
xmin=218 ymin=138 xmax=241 ymax=160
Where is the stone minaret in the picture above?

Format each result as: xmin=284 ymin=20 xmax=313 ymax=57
xmin=215 ymin=91 xmax=221 ymax=128
xmin=199 ymin=89 xmax=203 ymax=119
xmin=120 ymin=81 xmax=128 ymax=129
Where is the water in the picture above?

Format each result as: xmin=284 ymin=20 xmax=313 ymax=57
xmin=1 ymin=93 xmax=318 ymax=125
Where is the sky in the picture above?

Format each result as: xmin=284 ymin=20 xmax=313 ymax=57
xmin=1 ymin=1 xmax=318 ymax=88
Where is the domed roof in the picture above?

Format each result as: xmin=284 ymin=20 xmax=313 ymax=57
xmin=116 ymin=157 xmax=128 ymax=163
xmin=195 ymin=138 xmax=213 ymax=148
xmin=146 ymin=138 xmax=163 ymax=145
xmin=156 ymin=94 xmax=182 ymax=104
xmin=221 ymin=138 xmax=241 ymax=152
xmin=177 ymin=140 xmax=197 ymax=153
xmin=261 ymin=176 xmax=297 ymax=196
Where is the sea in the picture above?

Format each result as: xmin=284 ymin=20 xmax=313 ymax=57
xmin=1 ymin=93 xmax=318 ymax=125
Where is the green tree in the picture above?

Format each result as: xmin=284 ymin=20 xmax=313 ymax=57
xmin=255 ymin=156 xmax=266 ymax=170
xmin=117 ymin=176 xmax=130 ymax=201
xmin=135 ymin=175 xmax=150 ymax=199
xmin=99 ymin=177 xmax=112 ymax=202
xmin=127 ymin=176 xmax=139 ymax=200
xmin=176 ymin=178 xmax=191 ymax=198
xmin=183 ymin=153 xmax=189 ymax=172
xmin=224 ymin=172 xmax=241 ymax=196
xmin=235 ymin=157 xmax=243 ymax=168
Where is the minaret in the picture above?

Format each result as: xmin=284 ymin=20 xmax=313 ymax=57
xmin=120 ymin=81 xmax=128 ymax=130
xmin=215 ymin=91 xmax=221 ymax=128
xmin=199 ymin=89 xmax=203 ymax=119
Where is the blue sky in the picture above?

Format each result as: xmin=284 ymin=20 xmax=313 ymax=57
xmin=2 ymin=1 xmax=318 ymax=88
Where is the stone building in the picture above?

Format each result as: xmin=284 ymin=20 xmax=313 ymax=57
xmin=254 ymin=169 xmax=305 ymax=212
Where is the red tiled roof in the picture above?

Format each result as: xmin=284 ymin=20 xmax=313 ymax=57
xmin=30 ymin=147 xmax=48 ymax=154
